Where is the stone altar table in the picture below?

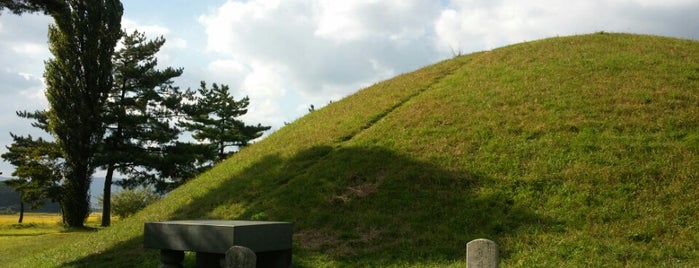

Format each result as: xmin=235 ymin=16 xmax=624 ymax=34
xmin=144 ymin=220 xmax=292 ymax=268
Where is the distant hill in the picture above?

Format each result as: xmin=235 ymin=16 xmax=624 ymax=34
xmin=0 ymin=180 xmax=19 ymax=210
xmin=9 ymin=33 xmax=699 ymax=267
xmin=0 ymin=179 xmax=60 ymax=213
xmin=0 ymin=177 xmax=121 ymax=212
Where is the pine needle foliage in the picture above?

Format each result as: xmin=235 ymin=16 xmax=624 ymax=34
xmin=180 ymin=82 xmax=271 ymax=162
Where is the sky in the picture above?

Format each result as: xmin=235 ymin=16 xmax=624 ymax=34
xmin=1 ymin=0 xmax=698 ymax=176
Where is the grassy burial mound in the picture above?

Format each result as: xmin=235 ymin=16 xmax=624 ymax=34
xmin=5 ymin=33 xmax=699 ymax=267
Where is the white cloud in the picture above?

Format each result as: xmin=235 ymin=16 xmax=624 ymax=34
xmin=0 ymin=70 xmax=50 ymax=174
xmin=122 ymin=18 xmax=170 ymax=37
xmin=199 ymin=0 xmax=444 ymax=128
xmin=167 ymin=37 xmax=188 ymax=49
xmin=238 ymin=61 xmax=287 ymax=126
xmin=0 ymin=13 xmax=53 ymax=174
xmin=10 ymin=41 xmax=45 ymax=55
xmin=120 ymin=17 xmax=190 ymax=75
xmin=313 ymin=0 xmax=439 ymax=42
xmin=434 ymin=0 xmax=699 ymax=54
xmin=1 ymin=71 xmax=45 ymax=104
xmin=635 ymin=0 xmax=697 ymax=7
xmin=16 ymin=73 xmax=45 ymax=101
xmin=241 ymin=62 xmax=286 ymax=99
xmin=0 ymin=14 xmax=51 ymax=73
xmin=204 ymin=59 xmax=247 ymax=92
xmin=313 ymin=1 xmax=364 ymax=41
xmin=436 ymin=1 xmax=584 ymax=53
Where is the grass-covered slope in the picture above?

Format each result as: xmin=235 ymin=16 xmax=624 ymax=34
xmin=8 ymin=33 xmax=699 ymax=267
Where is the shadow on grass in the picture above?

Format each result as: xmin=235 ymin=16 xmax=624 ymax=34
xmin=0 ymin=223 xmax=97 ymax=237
xmin=60 ymin=226 xmax=100 ymax=233
xmin=161 ymin=145 xmax=559 ymax=266
xmin=63 ymin=235 xmax=160 ymax=268
xmin=63 ymin=145 xmax=558 ymax=266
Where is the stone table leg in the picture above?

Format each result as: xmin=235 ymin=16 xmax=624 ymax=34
xmin=196 ymin=252 xmax=225 ymax=268
xmin=160 ymin=249 xmax=185 ymax=268
xmin=256 ymin=249 xmax=292 ymax=268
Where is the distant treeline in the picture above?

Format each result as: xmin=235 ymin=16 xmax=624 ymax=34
xmin=0 ymin=180 xmax=60 ymax=213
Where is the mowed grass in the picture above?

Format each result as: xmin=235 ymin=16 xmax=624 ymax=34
xmin=0 ymin=213 xmax=104 ymax=265
xmin=6 ymin=33 xmax=699 ymax=267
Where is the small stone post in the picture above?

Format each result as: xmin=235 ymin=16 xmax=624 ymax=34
xmin=222 ymin=246 xmax=257 ymax=268
xmin=466 ymin=238 xmax=498 ymax=268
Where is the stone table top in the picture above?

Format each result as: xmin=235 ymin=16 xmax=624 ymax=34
xmin=144 ymin=220 xmax=293 ymax=254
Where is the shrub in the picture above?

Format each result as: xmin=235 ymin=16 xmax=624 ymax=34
xmin=107 ymin=187 xmax=160 ymax=219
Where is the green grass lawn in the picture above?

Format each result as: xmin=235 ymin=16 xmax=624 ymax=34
xmin=6 ymin=33 xmax=699 ymax=267
xmin=0 ymin=213 xmax=106 ymax=266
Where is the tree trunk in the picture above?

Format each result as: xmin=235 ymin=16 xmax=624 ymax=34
xmin=101 ymin=163 xmax=115 ymax=227
xmin=219 ymin=142 xmax=225 ymax=162
xmin=61 ymin=166 xmax=91 ymax=228
xmin=18 ymin=200 xmax=24 ymax=224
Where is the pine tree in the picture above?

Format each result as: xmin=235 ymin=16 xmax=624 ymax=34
xmin=43 ymin=0 xmax=123 ymax=227
xmin=96 ymin=30 xmax=184 ymax=226
xmin=1 ymin=134 xmax=63 ymax=224
xmin=180 ymin=82 xmax=271 ymax=162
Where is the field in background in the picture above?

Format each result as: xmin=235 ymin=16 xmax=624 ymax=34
xmin=0 ymin=212 xmax=102 ymax=225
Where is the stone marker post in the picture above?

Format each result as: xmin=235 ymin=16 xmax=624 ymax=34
xmin=222 ymin=246 xmax=257 ymax=268
xmin=466 ymin=238 xmax=498 ymax=268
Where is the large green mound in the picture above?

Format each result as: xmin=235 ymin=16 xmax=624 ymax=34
xmin=10 ymin=33 xmax=699 ymax=267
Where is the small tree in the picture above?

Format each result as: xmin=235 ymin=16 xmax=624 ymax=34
xmin=1 ymin=134 xmax=63 ymax=223
xmin=180 ymin=82 xmax=271 ymax=162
